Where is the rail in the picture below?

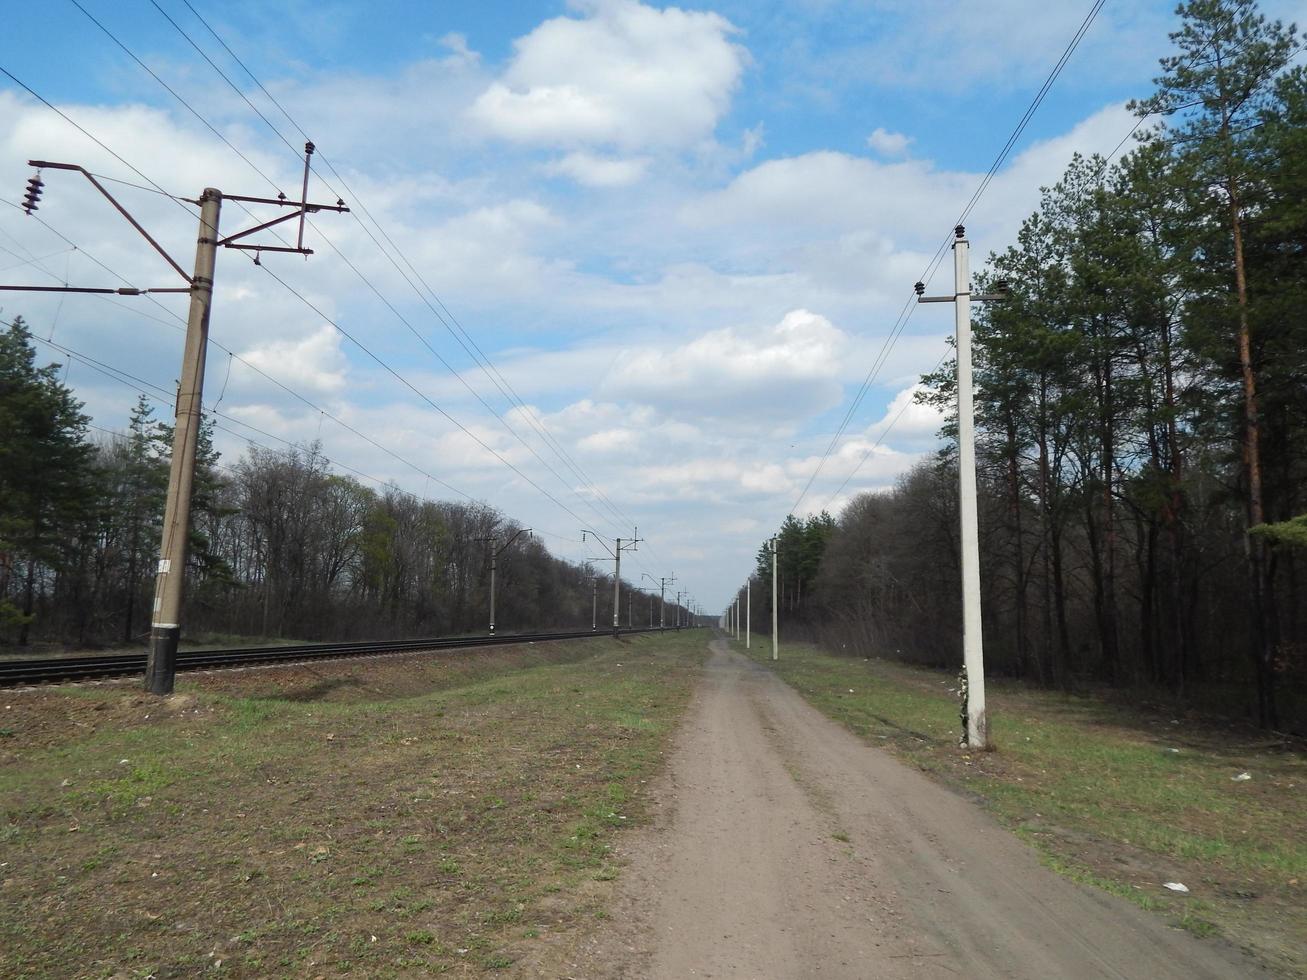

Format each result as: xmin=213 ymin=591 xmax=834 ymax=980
xmin=0 ymin=626 xmax=689 ymax=686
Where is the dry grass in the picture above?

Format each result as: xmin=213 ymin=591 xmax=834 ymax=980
xmin=0 ymin=631 xmax=706 ymax=978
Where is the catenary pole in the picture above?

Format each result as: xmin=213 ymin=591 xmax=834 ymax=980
xmin=3 ymin=151 xmax=346 ymax=696
xmin=613 ymin=538 xmax=622 ymax=635
xmin=489 ymin=549 xmax=497 ymax=635
xmin=145 ymin=189 xmax=221 ymax=695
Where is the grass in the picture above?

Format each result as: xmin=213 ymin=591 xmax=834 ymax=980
xmin=0 ymin=631 xmax=706 ymax=978
xmin=734 ymin=636 xmax=1307 ymax=977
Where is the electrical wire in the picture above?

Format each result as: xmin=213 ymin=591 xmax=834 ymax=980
xmin=164 ymin=0 xmax=648 ymax=545
xmin=787 ymin=0 xmax=1107 ymax=517
xmin=256 ymin=261 xmax=607 ymax=532
xmin=13 ymin=323 xmax=571 ymax=545
xmin=0 ymin=204 xmax=484 ymax=505
xmin=67 ymin=0 xmax=286 ymax=197
xmin=10 ymin=25 xmax=631 ymax=561
xmin=145 ymin=2 xmax=639 ymax=545
xmin=0 ymin=64 xmax=197 ymax=218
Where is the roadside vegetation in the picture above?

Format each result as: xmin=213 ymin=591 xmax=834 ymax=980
xmin=0 ymin=630 xmax=705 ymax=978
xmin=738 ymin=0 xmax=1307 ymax=732
xmin=735 ymin=636 xmax=1306 ymax=976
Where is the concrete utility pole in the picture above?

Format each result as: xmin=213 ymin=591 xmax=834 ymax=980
xmin=477 ymin=528 xmax=531 ymax=635
xmin=916 ymin=225 xmax=1007 ymax=748
xmin=581 ymin=560 xmax=600 ymax=632
xmin=2 ymin=150 xmax=347 ymax=696
xmin=148 ymin=189 xmax=220 ymax=694
xmin=746 ymin=578 xmax=751 ymax=649
xmin=771 ymin=536 xmax=779 ymax=661
xmin=582 ymin=529 xmax=641 ymax=636
xmin=643 ymin=573 xmax=674 ymax=630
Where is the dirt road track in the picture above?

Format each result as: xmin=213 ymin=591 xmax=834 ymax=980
xmin=560 ymin=640 xmax=1265 ymax=979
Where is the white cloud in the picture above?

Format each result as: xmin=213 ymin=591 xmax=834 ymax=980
xmin=437 ymin=32 xmax=479 ymax=68
xmin=469 ymin=0 xmax=746 ymax=149
xmin=0 ymin=10 xmax=1163 ymax=611
xmin=603 ymin=309 xmax=847 ymax=424
xmin=864 ymin=382 xmax=944 ymax=445
xmin=544 ymin=151 xmax=649 ymax=187
xmin=577 ymin=427 xmax=638 ymax=453
xmin=867 ymin=127 xmax=911 ymax=156
xmin=239 ymin=324 xmax=349 ymax=394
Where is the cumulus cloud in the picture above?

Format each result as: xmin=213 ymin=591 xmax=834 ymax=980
xmin=544 ymin=151 xmax=649 ymax=187
xmin=469 ymin=0 xmax=746 ymax=149
xmin=600 ymin=309 xmax=847 ymax=424
xmin=866 ymin=127 xmax=911 ymax=156
xmin=577 ymin=427 xmax=639 ymax=453
xmin=864 ymin=382 xmax=945 ymax=445
xmin=239 ymin=324 xmax=350 ymax=394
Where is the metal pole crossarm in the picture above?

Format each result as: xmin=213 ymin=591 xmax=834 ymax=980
xmin=26 ymin=160 xmax=190 ymax=282
xmin=495 ymin=527 xmax=532 ymax=557
xmin=220 ymin=145 xmax=347 ymax=257
xmin=580 ymin=530 xmax=617 ymax=559
xmin=221 ymin=194 xmax=349 ymax=211
xmin=0 ymin=285 xmax=191 ymax=295
xmin=217 ymin=209 xmax=308 ymax=247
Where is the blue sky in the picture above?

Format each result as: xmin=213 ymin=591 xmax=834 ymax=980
xmin=3 ymin=0 xmax=1303 ymax=611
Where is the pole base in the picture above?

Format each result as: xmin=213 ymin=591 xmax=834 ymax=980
xmin=145 ymin=625 xmax=180 ymax=695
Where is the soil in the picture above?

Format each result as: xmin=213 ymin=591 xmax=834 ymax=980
xmin=551 ymin=640 xmax=1269 ymax=979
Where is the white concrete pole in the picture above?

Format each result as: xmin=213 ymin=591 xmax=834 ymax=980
xmin=771 ymin=537 xmax=779 ymax=661
xmin=746 ymin=578 xmax=751 ymax=649
xmin=954 ymin=232 xmax=988 ymax=749
xmin=488 ymin=551 xmax=497 ymax=634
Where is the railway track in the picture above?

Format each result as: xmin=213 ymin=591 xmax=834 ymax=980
xmin=0 ymin=626 xmax=677 ymax=687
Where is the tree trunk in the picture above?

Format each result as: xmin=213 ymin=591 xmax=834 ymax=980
xmin=19 ymin=557 xmax=37 ymax=645
xmin=1229 ymin=176 xmax=1277 ymax=728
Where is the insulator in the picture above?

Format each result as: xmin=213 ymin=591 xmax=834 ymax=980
xmin=22 ymin=174 xmax=43 ymax=214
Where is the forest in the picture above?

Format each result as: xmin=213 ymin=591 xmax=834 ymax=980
xmin=0 ymin=328 xmax=682 ymax=650
xmin=744 ymin=1 xmax=1307 ymax=730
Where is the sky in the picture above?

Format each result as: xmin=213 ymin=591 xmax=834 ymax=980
xmin=2 ymin=0 xmax=1303 ymax=614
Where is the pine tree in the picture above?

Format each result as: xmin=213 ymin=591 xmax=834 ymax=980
xmin=0 ymin=317 xmax=95 ymax=643
xmin=117 ymin=395 xmax=167 ymax=642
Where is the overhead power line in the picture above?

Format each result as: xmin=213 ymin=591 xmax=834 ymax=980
xmin=161 ymin=0 xmax=648 ymax=545
xmin=10 ymin=25 xmax=629 ymax=551
xmin=787 ymin=0 xmax=1107 ymax=517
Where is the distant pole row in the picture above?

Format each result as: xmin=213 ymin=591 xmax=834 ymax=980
xmin=723 ymin=535 xmax=778 ymax=661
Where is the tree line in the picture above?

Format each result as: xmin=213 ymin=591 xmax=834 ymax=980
xmin=742 ymin=0 xmax=1306 ymax=730
xmin=0 ymin=318 xmax=685 ymax=650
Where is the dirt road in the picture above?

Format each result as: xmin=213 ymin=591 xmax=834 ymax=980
xmin=562 ymin=639 xmax=1265 ymax=979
